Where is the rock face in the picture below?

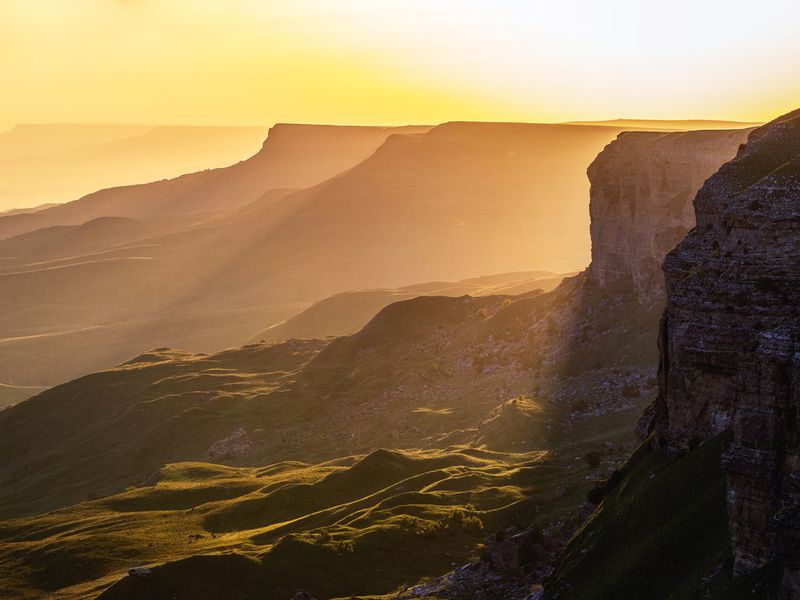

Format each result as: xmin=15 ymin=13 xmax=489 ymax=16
xmin=527 ymin=127 xmax=753 ymax=385
xmin=655 ymin=109 xmax=800 ymax=596
xmin=587 ymin=129 xmax=750 ymax=303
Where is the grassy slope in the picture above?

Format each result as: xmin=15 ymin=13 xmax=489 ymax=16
xmin=545 ymin=432 xmax=780 ymax=600
xmin=0 ymin=449 xmax=536 ymax=599
xmin=0 ymin=279 xmax=660 ymax=599
xmin=0 ymin=391 xmax=648 ymax=600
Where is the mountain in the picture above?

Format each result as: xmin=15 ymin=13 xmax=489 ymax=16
xmin=0 ymin=125 xmax=267 ymax=213
xmin=587 ymin=128 xmax=751 ymax=302
xmin=545 ymin=110 xmax=800 ymax=599
xmin=0 ymin=122 xmax=633 ymax=403
xmin=655 ymin=109 xmax=800 ymax=596
xmin=0 ymin=203 xmax=59 ymax=217
xmin=0 ymin=121 xmax=756 ymax=599
xmin=0 ymin=124 xmax=151 ymax=160
xmin=0 ymin=124 xmax=427 ymax=238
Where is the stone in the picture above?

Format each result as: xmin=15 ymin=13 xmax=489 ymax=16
xmin=587 ymin=128 xmax=749 ymax=303
xmin=655 ymin=109 xmax=800 ymax=597
xmin=127 ymin=566 xmax=152 ymax=579
xmin=207 ymin=427 xmax=253 ymax=460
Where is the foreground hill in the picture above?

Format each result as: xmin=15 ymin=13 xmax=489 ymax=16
xmin=0 ymin=289 xmax=649 ymax=598
xmin=1 ymin=448 xmax=559 ymax=600
xmin=0 ymin=288 xmax=642 ymax=519
xmin=0 ymin=125 xmax=267 ymax=213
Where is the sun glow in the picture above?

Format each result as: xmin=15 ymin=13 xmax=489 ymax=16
xmin=1 ymin=0 xmax=799 ymax=129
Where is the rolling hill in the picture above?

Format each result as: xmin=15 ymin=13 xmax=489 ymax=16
xmin=0 ymin=287 xmax=651 ymax=599
xmin=245 ymin=271 xmax=567 ymax=344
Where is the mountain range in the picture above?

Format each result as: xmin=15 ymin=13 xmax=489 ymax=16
xmin=0 ymin=121 xmax=641 ymax=405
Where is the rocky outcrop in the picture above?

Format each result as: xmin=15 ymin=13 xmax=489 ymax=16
xmin=654 ymin=109 xmax=800 ymax=596
xmin=587 ymin=129 xmax=750 ymax=303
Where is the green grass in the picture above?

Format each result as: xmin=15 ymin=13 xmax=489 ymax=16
xmin=0 ymin=449 xmax=544 ymax=600
xmin=545 ymin=432 xmax=781 ymax=600
xmin=0 ymin=408 xmax=644 ymax=600
xmin=0 ymin=286 xmax=661 ymax=599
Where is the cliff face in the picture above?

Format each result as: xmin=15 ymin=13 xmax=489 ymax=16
xmin=532 ymin=128 xmax=753 ymax=382
xmin=587 ymin=129 xmax=750 ymax=303
xmin=655 ymin=109 xmax=800 ymax=595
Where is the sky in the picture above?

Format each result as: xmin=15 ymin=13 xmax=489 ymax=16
xmin=1 ymin=0 xmax=800 ymax=129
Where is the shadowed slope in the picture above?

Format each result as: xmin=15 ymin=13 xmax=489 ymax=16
xmin=245 ymin=271 xmax=566 ymax=344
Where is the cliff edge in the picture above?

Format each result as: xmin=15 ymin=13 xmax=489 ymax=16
xmin=587 ymin=128 xmax=750 ymax=302
xmin=655 ymin=109 xmax=800 ymax=595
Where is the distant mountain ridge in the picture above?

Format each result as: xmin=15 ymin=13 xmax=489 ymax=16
xmin=0 ymin=124 xmax=268 ymax=212
xmin=566 ymin=118 xmax=761 ymax=130
xmin=0 ymin=124 xmax=431 ymax=238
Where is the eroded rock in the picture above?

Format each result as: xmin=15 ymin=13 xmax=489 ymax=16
xmin=655 ymin=109 xmax=800 ymax=596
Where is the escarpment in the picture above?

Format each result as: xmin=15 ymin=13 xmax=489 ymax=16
xmin=655 ymin=109 xmax=800 ymax=596
xmin=587 ymin=128 xmax=750 ymax=303
xmin=505 ymin=127 xmax=754 ymax=384
xmin=543 ymin=128 xmax=751 ymax=379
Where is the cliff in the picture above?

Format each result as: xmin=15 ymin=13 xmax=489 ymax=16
xmin=532 ymin=128 xmax=750 ymax=381
xmin=587 ymin=129 xmax=750 ymax=303
xmin=655 ymin=109 xmax=800 ymax=596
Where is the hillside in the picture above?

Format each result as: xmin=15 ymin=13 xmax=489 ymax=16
xmin=246 ymin=271 xmax=566 ymax=344
xmin=1 ymin=448 xmax=557 ymax=600
xmin=0 ymin=289 xmax=650 ymax=598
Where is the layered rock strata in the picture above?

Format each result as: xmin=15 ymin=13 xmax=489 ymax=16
xmin=655 ymin=109 xmax=800 ymax=596
xmin=587 ymin=128 xmax=749 ymax=302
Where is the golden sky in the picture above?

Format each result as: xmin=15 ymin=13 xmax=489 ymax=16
xmin=2 ymin=0 xmax=799 ymax=129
